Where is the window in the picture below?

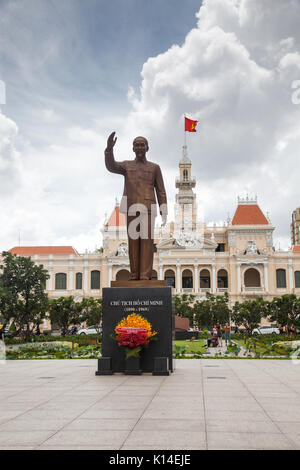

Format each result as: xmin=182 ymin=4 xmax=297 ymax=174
xmin=217 ymin=269 xmax=228 ymax=288
xmin=164 ymin=269 xmax=175 ymax=288
xmin=91 ymin=270 xmax=100 ymax=289
xmin=200 ymin=269 xmax=211 ymax=288
xmin=182 ymin=269 xmax=193 ymax=289
xmin=76 ymin=272 xmax=82 ymax=290
xmin=215 ymin=243 xmax=225 ymax=252
xmin=276 ymin=269 xmax=286 ymax=288
xmin=183 ymin=169 xmax=188 ymax=181
xmin=295 ymin=271 xmax=300 ymax=288
xmin=55 ymin=273 xmax=67 ymax=290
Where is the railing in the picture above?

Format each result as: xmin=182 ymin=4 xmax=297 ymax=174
xmin=182 ymin=288 xmax=193 ymax=293
xmin=200 ymin=288 xmax=211 ymax=293
xmin=243 ymin=287 xmax=263 ymax=292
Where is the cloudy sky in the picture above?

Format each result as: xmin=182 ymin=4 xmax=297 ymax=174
xmin=1 ymin=0 xmax=300 ymax=252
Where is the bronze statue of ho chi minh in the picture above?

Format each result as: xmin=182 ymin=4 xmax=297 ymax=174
xmin=105 ymin=132 xmax=168 ymax=281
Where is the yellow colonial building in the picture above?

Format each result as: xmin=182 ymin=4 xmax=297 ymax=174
xmin=8 ymin=147 xmax=300 ymax=307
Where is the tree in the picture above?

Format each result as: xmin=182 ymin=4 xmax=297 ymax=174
xmin=193 ymin=292 xmax=230 ymax=329
xmin=80 ymin=297 xmax=102 ymax=332
xmin=231 ymin=297 xmax=268 ymax=335
xmin=0 ymin=251 xmax=49 ymax=341
xmin=268 ymin=294 xmax=300 ymax=332
xmin=174 ymin=293 xmax=195 ymax=325
xmin=48 ymin=296 xmax=82 ymax=336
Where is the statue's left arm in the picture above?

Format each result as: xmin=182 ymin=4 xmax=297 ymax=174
xmin=154 ymin=164 xmax=168 ymax=225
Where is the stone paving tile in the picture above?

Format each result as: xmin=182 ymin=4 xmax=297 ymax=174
xmin=205 ymin=410 xmax=269 ymax=422
xmin=0 ymin=446 xmax=36 ymax=450
xmin=90 ymin=397 xmax=151 ymax=411
xmin=276 ymin=422 xmax=300 ymax=434
xmin=38 ymin=445 xmax=119 ymax=450
xmin=283 ymin=434 xmax=300 ymax=450
xmin=134 ymin=419 xmax=206 ymax=431
xmin=0 ymin=418 xmax=70 ymax=432
xmin=206 ymin=419 xmax=280 ymax=433
xmin=142 ymin=407 xmax=205 ymax=420
xmin=39 ymin=430 xmax=129 ymax=447
xmin=207 ymin=431 xmax=296 ymax=450
xmin=0 ymin=430 xmax=55 ymax=446
xmin=63 ymin=418 xmax=136 ymax=431
xmin=122 ymin=430 xmax=207 ymax=450
xmin=266 ymin=410 xmax=300 ymax=422
xmin=80 ymin=408 xmax=143 ymax=419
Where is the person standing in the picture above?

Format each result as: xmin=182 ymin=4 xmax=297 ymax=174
xmin=216 ymin=324 xmax=222 ymax=347
xmin=225 ymin=323 xmax=231 ymax=346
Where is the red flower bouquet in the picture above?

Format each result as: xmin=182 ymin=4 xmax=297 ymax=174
xmin=113 ymin=314 xmax=157 ymax=358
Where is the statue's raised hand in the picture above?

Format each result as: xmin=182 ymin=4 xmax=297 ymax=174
xmin=106 ymin=132 xmax=117 ymax=151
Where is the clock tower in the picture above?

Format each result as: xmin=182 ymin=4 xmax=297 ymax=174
xmin=175 ymin=145 xmax=197 ymax=233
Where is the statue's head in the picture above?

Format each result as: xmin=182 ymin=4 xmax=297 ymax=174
xmin=133 ymin=136 xmax=149 ymax=160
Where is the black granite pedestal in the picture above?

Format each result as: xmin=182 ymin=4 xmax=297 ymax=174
xmin=95 ymin=286 xmax=173 ymax=375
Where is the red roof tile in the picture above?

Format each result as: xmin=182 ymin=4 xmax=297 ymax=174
xmin=106 ymin=205 xmax=126 ymax=227
xmin=9 ymin=246 xmax=79 ymax=256
xmin=293 ymin=246 xmax=300 ymax=253
xmin=232 ymin=204 xmax=269 ymax=225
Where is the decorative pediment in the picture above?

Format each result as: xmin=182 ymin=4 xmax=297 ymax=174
xmin=109 ymin=242 xmax=129 ymax=258
xmin=237 ymin=241 xmax=267 ymax=257
xmin=156 ymin=233 xmax=218 ymax=251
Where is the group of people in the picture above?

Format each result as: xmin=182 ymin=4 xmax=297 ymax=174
xmin=207 ymin=323 xmax=231 ymax=348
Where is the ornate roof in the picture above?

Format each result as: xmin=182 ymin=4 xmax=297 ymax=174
xmin=9 ymin=246 xmax=79 ymax=255
xmin=106 ymin=204 xmax=126 ymax=227
xmin=232 ymin=204 xmax=269 ymax=225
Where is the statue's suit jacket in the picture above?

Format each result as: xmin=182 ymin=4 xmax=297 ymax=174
xmin=105 ymin=151 xmax=168 ymax=217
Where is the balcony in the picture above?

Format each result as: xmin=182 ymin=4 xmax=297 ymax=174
xmin=242 ymin=287 xmax=264 ymax=294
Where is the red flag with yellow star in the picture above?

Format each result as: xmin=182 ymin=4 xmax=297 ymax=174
xmin=185 ymin=117 xmax=198 ymax=132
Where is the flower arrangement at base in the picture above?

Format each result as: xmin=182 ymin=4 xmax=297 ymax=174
xmin=112 ymin=313 xmax=157 ymax=359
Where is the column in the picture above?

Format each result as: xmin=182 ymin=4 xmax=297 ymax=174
xmin=84 ymin=261 xmax=88 ymax=292
xmin=237 ymin=262 xmax=241 ymax=293
xmin=48 ymin=267 xmax=53 ymax=290
xmin=194 ymin=263 xmax=198 ymax=293
xmin=176 ymin=262 xmax=181 ymax=294
xmin=289 ymin=260 xmax=294 ymax=291
xmin=159 ymin=264 xmax=163 ymax=281
xmin=48 ymin=256 xmax=53 ymax=290
xmin=212 ymin=263 xmax=216 ymax=293
xmin=108 ymin=263 xmax=113 ymax=284
xmin=68 ymin=270 xmax=74 ymax=291
xmin=264 ymin=262 xmax=269 ymax=293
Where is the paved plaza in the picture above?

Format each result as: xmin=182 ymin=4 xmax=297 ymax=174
xmin=0 ymin=359 xmax=300 ymax=450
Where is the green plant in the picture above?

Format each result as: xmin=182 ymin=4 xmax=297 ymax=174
xmin=174 ymin=344 xmax=188 ymax=358
xmin=226 ymin=342 xmax=241 ymax=357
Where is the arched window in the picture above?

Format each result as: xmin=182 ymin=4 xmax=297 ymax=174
xmin=76 ymin=272 xmax=82 ymax=290
xmin=91 ymin=270 xmax=100 ymax=289
xmin=55 ymin=273 xmax=67 ymax=290
xmin=295 ymin=271 xmax=300 ymax=288
xmin=164 ymin=269 xmax=175 ymax=288
xmin=217 ymin=269 xmax=228 ymax=288
xmin=200 ymin=269 xmax=211 ymax=289
xmin=151 ymin=270 xmax=158 ymax=280
xmin=183 ymin=169 xmax=188 ymax=181
xmin=182 ymin=269 xmax=193 ymax=289
xmin=276 ymin=269 xmax=286 ymax=288
xmin=244 ymin=268 xmax=260 ymax=287
xmin=116 ymin=269 xmax=130 ymax=281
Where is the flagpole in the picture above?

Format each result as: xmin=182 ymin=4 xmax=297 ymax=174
xmin=184 ymin=113 xmax=187 ymax=148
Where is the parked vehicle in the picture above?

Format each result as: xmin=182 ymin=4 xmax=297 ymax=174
xmin=77 ymin=325 xmax=102 ymax=335
xmin=252 ymin=326 xmax=280 ymax=335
